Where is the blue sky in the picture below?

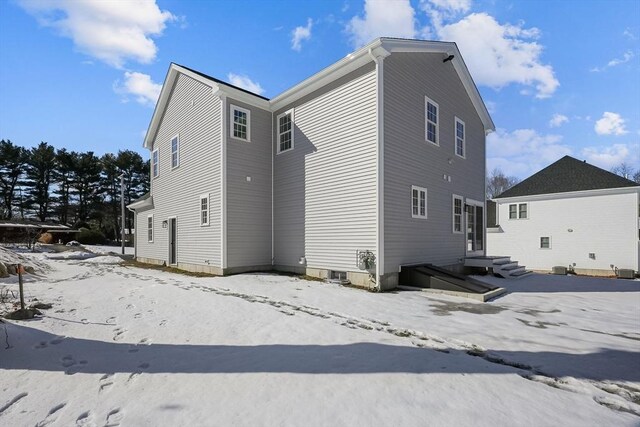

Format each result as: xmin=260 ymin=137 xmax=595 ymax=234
xmin=0 ymin=0 xmax=638 ymax=178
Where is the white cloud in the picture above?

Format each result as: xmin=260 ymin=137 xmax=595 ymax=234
xmin=113 ymin=72 xmax=162 ymax=106
xmin=18 ymin=0 xmax=175 ymax=68
xmin=594 ymin=112 xmax=628 ymax=136
xmin=428 ymin=0 xmax=471 ymax=13
xmin=591 ymin=50 xmax=634 ymax=72
xmin=623 ymin=28 xmax=637 ymax=40
xmin=291 ymin=18 xmax=313 ymax=51
xmin=581 ymin=144 xmax=639 ymax=170
xmin=227 ymin=73 xmax=265 ymax=96
xmin=487 ymin=128 xmax=571 ymax=178
xmin=435 ymin=13 xmax=559 ymax=98
xmin=346 ymin=0 xmax=416 ymax=48
xmin=549 ymin=113 xmax=568 ymax=128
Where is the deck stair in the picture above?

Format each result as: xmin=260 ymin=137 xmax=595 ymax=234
xmin=465 ymin=256 xmax=532 ymax=278
xmin=398 ymin=264 xmax=506 ymax=302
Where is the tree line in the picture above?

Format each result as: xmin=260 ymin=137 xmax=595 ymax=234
xmin=0 ymin=139 xmax=149 ymax=242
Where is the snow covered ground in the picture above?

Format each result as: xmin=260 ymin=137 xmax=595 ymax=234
xmin=1 ymin=249 xmax=638 ymax=426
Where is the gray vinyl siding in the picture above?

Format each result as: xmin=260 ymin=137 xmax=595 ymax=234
xmin=226 ymin=99 xmax=272 ymax=268
xmin=274 ymin=63 xmax=378 ymax=272
xmin=383 ymin=52 xmax=486 ymax=273
xmin=137 ymin=73 xmax=223 ymax=267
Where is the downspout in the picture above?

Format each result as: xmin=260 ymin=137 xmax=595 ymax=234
xmin=369 ymin=46 xmax=388 ymax=291
xmin=271 ymin=110 xmax=275 ymax=269
xmin=218 ymin=90 xmax=228 ymax=272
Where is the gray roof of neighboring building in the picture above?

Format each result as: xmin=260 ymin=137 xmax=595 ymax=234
xmin=496 ymin=155 xmax=638 ymax=199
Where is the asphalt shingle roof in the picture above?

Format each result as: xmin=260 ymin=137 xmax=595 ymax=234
xmin=495 ymin=155 xmax=638 ymax=198
xmin=174 ymin=63 xmax=270 ymax=101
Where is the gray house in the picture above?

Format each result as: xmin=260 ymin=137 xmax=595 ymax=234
xmin=128 ymin=38 xmax=494 ymax=290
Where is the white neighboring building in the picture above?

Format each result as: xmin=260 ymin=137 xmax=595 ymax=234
xmin=487 ymin=156 xmax=639 ymax=276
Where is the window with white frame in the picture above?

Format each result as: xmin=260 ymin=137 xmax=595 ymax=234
xmin=200 ymin=194 xmax=209 ymax=226
xmin=455 ymin=117 xmax=465 ymax=158
xmin=171 ymin=135 xmax=179 ymax=168
xmin=540 ymin=236 xmax=550 ymax=249
xmin=277 ymin=110 xmax=294 ymax=153
xmin=147 ymin=215 xmax=153 ymax=242
xmin=509 ymin=203 xmax=528 ymax=219
xmin=411 ymin=186 xmax=427 ymax=219
xmin=231 ymin=104 xmax=250 ymax=141
xmin=152 ymin=149 xmax=159 ymax=178
xmin=425 ymin=96 xmax=439 ymax=145
xmin=452 ymin=195 xmax=463 ymax=233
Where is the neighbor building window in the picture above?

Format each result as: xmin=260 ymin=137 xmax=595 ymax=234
xmin=231 ymin=104 xmax=250 ymax=141
xmin=453 ymin=195 xmax=463 ymax=233
xmin=152 ymin=149 xmax=159 ymax=178
xmin=171 ymin=135 xmax=179 ymax=168
xmin=277 ymin=110 xmax=294 ymax=153
xmin=455 ymin=117 xmax=465 ymax=158
xmin=412 ymin=186 xmax=427 ymax=219
xmin=147 ymin=215 xmax=153 ymax=242
xmin=425 ymin=96 xmax=439 ymax=145
xmin=540 ymin=236 xmax=550 ymax=249
xmin=200 ymin=194 xmax=209 ymax=226
xmin=519 ymin=203 xmax=528 ymax=219
xmin=509 ymin=203 xmax=528 ymax=219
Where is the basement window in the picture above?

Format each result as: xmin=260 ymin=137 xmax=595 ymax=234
xmin=330 ymin=271 xmax=347 ymax=281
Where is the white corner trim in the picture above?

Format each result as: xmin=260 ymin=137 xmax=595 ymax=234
xmin=221 ymin=95 xmax=228 ymax=269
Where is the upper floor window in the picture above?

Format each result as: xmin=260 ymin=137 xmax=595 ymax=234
xmin=412 ymin=186 xmax=427 ymax=219
xmin=277 ymin=110 xmax=294 ymax=153
xmin=425 ymin=96 xmax=439 ymax=145
xmin=152 ymin=149 xmax=159 ymax=178
xmin=200 ymin=194 xmax=209 ymax=226
xmin=231 ymin=104 xmax=250 ymax=141
xmin=171 ymin=135 xmax=179 ymax=168
xmin=452 ymin=194 xmax=463 ymax=233
xmin=455 ymin=117 xmax=465 ymax=158
xmin=509 ymin=203 xmax=528 ymax=219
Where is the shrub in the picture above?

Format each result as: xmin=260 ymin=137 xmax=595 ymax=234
xmin=76 ymin=228 xmax=106 ymax=245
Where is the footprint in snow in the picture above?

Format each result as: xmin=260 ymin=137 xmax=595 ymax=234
xmin=75 ymin=410 xmax=95 ymax=427
xmin=105 ymin=408 xmax=124 ymax=426
xmin=50 ymin=335 xmax=66 ymax=345
xmin=112 ymin=328 xmax=126 ymax=341
xmin=106 ymin=317 xmax=117 ymax=324
xmin=134 ymin=313 xmax=142 ymax=319
xmin=138 ymin=362 xmax=150 ymax=369
xmin=125 ymin=304 xmax=135 ymax=310
xmin=34 ymin=341 xmax=48 ymax=349
xmin=159 ymin=320 xmax=167 ymax=326
xmin=0 ymin=392 xmax=28 ymax=415
xmin=61 ymin=355 xmax=76 ymax=368
xmin=35 ymin=402 xmax=66 ymax=427
xmin=99 ymin=374 xmax=114 ymax=393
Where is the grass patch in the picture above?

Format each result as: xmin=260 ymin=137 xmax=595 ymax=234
xmin=122 ymin=260 xmax=220 ymax=278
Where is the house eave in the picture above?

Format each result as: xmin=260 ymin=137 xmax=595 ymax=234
xmin=127 ymin=196 xmax=154 ymax=211
xmin=493 ymin=185 xmax=640 ymax=203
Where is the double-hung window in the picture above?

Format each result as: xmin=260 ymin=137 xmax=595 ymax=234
xmin=452 ymin=195 xmax=463 ymax=233
xmin=425 ymin=96 xmax=439 ymax=145
xmin=147 ymin=215 xmax=153 ymax=242
xmin=509 ymin=203 xmax=528 ymax=219
xmin=152 ymin=149 xmax=159 ymax=178
xmin=200 ymin=194 xmax=209 ymax=226
xmin=171 ymin=135 xmax=179 ymax=168
xmin=411 ymin=186 xmax=427 ymax=219
xmin=231 ymin=104 xmax=250 ymax=141
xmin=540 ymin=236 xmax=550 ymax=249
xmin=277 ymin=110 xmax=294 ymax=153
xmin=455 ymin=117 xmax=465 ymax=158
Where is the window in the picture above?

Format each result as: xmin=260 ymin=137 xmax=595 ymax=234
xmin=411 ymin=186 xmax=427 ymax=219
xmin=540 ymin=236 xmax=550 ymax=249
xmin=152 ymin=149 xmax=159 ymax=178
xmin=277 ymin=110 xmax=294 ymax=153
xmin=425 ymin=96 xmax=439 ymax=145
xmin=509 ymin=203 xmax=528 ymax=219
xmin=171 ymin=135 xmax=179 ymax=168
xmin=200 ymin=194 xmax=209 ymax=226
xmin=455 ymin=117 xmax=465 ymax=158
xmin=147 ymin=215 xmax=153 ymax=242
xmin=452 ymin=195 xmax=463 ymax=233
xmin=230 ymin=104 xmax=250 ymax=141
xmin=518 ymin=203 xmax=527 ymax=219
xmin=330 ymin=271 xmax=347 ymax=281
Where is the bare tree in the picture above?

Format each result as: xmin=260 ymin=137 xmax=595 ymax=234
xmin=611 ymin=162 xmax=639 ymax=183
xmin=486 ymin=168 xmax=520 ymax=199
